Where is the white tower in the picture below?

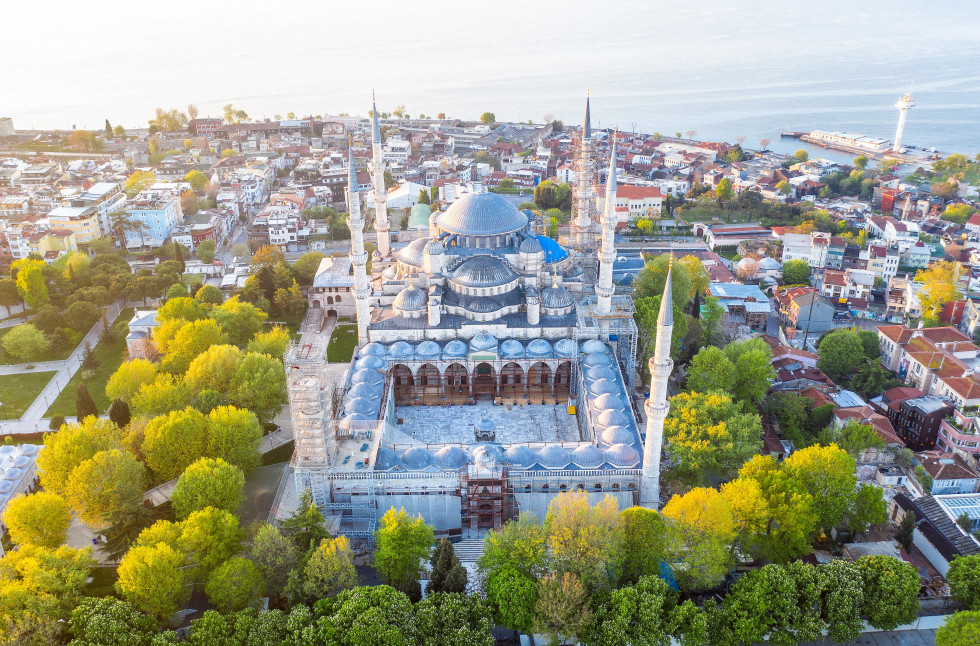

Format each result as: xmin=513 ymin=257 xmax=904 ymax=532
xmin=596 ymin=131 xmax=618 ymax=315
xmin=639 ymin=255 xmax=674 ymax=508
xmin=371 ymin=92 xmax=391 ymax=258
xmin=893 ymin=87 xmax=914 ymax=153
xmin=571 ymin=93 xmax=594 ymax=247
xmin=346 ymin=139 xmax=371 ymax=344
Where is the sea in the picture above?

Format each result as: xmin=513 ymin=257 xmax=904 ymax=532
xmin=4 ymin=0 xmax=979 ymax=161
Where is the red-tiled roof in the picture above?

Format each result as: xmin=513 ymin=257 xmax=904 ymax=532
xmin=917 ymin=451 xmax=979 ymax=481
xmin=617 ymin=185 xmax=665 ymax=200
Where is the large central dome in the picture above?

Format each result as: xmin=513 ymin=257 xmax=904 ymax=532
xmin=436 ymin=192 xmax=529 ymax=236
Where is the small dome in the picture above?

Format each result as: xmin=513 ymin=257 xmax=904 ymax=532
xmin=2 ymin=468 xmax=23 ymax=481
xmin=18 ymin=445 xmax=38 ymax=456
xmin=436 ymin=192 xmax=529 ymax=236
xmin=442 ymin=339 xmax=468 ymax=358
xmin=0 ymin=482 xmax=13 ymax=494
xmin=589 ymin=378 xmax=619 ymax=397
xmin=401 ymin=447 xmax=432 ymax=469
xmin=527 ymin=339 xmax=553 ymax=357
xmin=555 ymin=339 xmax=577 ymax=357
xmin=571 ymin=444 xmax=605 ymax=468
xmin=382 ymin=265 xmax=397 ymax=280
xmin=604 ymin=443 xmax=640 ymax=466
xmin=338 ymin=414 xmax=372 ymax=431
xmin=397 ymin=238 xmax=428 ymax=267
xmin=591 ymin=393 xmax=625 ymax=412
xmin=388 ymin=341 xmax=415 ymax=359
xmin=470 ymin=331 xmax=498 ymax=352
xmin=758 ymin=257 xmax=781 ymax=270
xmin=433 ymin=446 xmax=468 ymax=469
xmin=360 ymin=342 xmax=387 ymax=357
xmin=601 ymin=426 xmax=636 ymax=445
xmin=344 ymin=397 xmax=378 ymax=416
xmin=351 ymin=369 xmax=385 ymax=385
xmin=586 ymin=366 xmax=618 ymax=382
xmin=474 ymin=445 xmax=503 ymax=468
xmin=11 ymin=455 xmax=31 ymax=468
xmin=450 ymin=255 xmax=518 ymax=288
xmin=0 ymin=446 xmax=15 ymax=456
xmin=582 ymin=352 xmax=613 ymax=368
xmin=348 ymin=382 xmax=382 ymax=400
xmin=424 ymin=239 xmax=446 ymax=255
xmin=535 ymin=445 xmax=571 ymax=468
xmin=394 ymin=285 xmax=427 ymax=312
xmin=503 ymin=445 xmax=536 ymax=467
xmin=541 ymin=285 xmax=573 ymax=309
xmin=355 ymin=355 xmax=389 ymax=372
xmin=416 ymin=340 xmax=441 ymax=358
xmin=476 ymin=417 xmax=496 ymax=432
xmin=596 ymin=410 xmax=630 ymax=428
xmin=376 ymin=447 xmax=400 ymax=470
xmin=582 ymin=339 xmax=609 ymax=354
xmin=500 ymin=339 xmax=525 ymax=358
xmin=519 ymin=237 xmax=543 ymax=253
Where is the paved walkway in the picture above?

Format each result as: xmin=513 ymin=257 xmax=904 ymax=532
xmin=0 ymin=303 xmax=121 ymax=434
xmin=798 ymin=629 xmax=937 ymax=645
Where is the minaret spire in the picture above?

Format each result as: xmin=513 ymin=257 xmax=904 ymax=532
xmin=596 ymin=129 xmax=618 ymax=315
xmin=371 ymin=93 xmax=391 ymax=257
xmin=346 ymin=137 xmax=371 ymax=344
xmin=570 ymin=90 xmax=595 ymax=266
xmin=640 ymin=252 xmax=674 ymax=508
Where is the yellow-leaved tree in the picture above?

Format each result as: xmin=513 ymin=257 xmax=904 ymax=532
xmin=544 ymin=492 xmax=621 ymax=590
xmin=916 ymin=259 xmax=964 ymax=324
xmin=662 ymin=487 xmax=736 ymax=592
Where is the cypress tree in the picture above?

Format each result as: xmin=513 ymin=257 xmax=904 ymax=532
xmin=76 ymin=383 xmax=98 ymax=421
xmin=895 ymin=513 xmax=916 ymax=553
xmin=426 ymin=538 xmax=467 ymax=594
xmin=108 ymin=398 xmax=131 ymax=428
xmin=81 ymin=341 xmax=99 ymax=371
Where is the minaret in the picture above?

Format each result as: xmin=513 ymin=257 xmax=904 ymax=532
xmin=893 ymin=86 xmax=914 ymax=153
xmin=571 ymin=92 xmax=594 ymax=246
xmin=371 ymin=92 xmax=391 ymax=258
xmin=346 ymin=138 xmax=371 ymax=344
xmin=640 ymin=254 xmax=674 ymax=508
xmin=596 ymin=130 xmax=618 ymax=315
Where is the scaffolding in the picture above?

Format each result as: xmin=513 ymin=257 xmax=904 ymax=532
xmin=561 ymin=133 xmax=600 ymax=284
xmin=576 ymin=294 xmax=639 ymax=394
xmin=285 ymin=338 xmax=332 ymax=508
xmin=460 ymin=467 xmax=517 ymax=536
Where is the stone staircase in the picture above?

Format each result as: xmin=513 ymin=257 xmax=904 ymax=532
xmin=452 ymin=538 xmax=486 ymax=563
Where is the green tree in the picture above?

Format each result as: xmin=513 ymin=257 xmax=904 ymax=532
xmin=1 ymin=323 xmax=49 ymax=365
xmin=616 ymin=506 xmax=669 ymax=586
xmin=302 ymin=536 xmax=358 ymax=600
xmin=205 ymin=405 xmax=262 ymax=472
xmin=131 ymin=373 xmax=194 ymax=418
xmin=228 ymin=353 xmax=287 ymax=424
xmin=632 ymin=254 xmax=692 ymax=309
xmin=37 ymin=417 xmax=121 ymax=496
xmin=291 ymin=252 xmax=326 ymax=285
xmin=66 ymin=301 xmax=102 ymax=332
xmin=116 ymin=543 xmax=188 ymax=621
xmin=936 ymin=611 xmax=980 ymax=646
xmin=171 ymin=458 xmax=244 ymax=520
xmin=722 ymin=338 xmax=776 ymax=404
xmin=68 ymin=596 xmax=159 ymax=646
xmin=477 ymin=512 xmax=547 ymax=580
xmin=485 ymin=566 xmax=537 ymax=633
xmin=184 ymin=170 xmax=209 ymax=192
xmin=817 ymin=329 xmax=866 ymax=381
xmin=782 ymin=258 xmax=811 ymax=285
xmin=179 ymin=507 xmax=244 ymax=578
xmin=247 ymin=524 xmax=299 ymax=600
xmin=586 ymin=575 xmax=678 ymax=646
xmin=142 ymin=407 xmax=209 ymax=482
xmin=195 ymin=284 xmax=224 ymax=305
xmin=545 ymin=492 xmax=622 ymax=590
xmin=414 ymin=593 xmax=494 ymax=646
xmin=532 ymin=573 xmax=592 ymax=645
xmin=480 ymin=112 xmax=495 ymax=124
xmin=856 ymin=555 xmax=920 ymax=629
xmin=816 ymin=559 xmax=864 ymax=642
xmin=720 ymin=563 xmax=825 ymax=646
xmin=0 ymin=278 xmax=21 ymax=319
xmin=195 ymin=239 xmax=216 ymax=264
xmin=247 ymin=326 xmax=290 ymax=357
xmin=783 ymin=444 xmax=857 ymax=538
xmin=427 ymin=538 xmax=467 ymax=594
xmin=2 ymin=491 xmax=71 ymax=548
xmin=664 ymin=391 xmax=763 ymax=486
xmin=685 ymin=346 xmax=735 ymax=393
xmin=158 ymin=296 xmax=206 ymax=323
xmin=205 ymin=557 xmax=264 ymax=613
xmin=895 ymin=512 xmax=916 ymax=553
xmin=374 ymin=507 xmax=434 ymax=593
xmin=108 ymin=398 xmax=132 ymax=429
xmin=818 ymin=420 xmax=886 ymax=458
xmin=321 ymin=586 xmax=418 ymax=646
xmin=209 ymin=297 xmax=267 ymax=346
xmin=66 ymin=449 xmax=149 ymax=528
xmin=12 ymin=258 xmax=49 ymax=308
xmin=850 ymin=359 xmax=901 ymax=400
xmin=947 ymin=554 xmax=980 ymax=610
xmin=76 ymin=382 xmax=99 ymax=420
xmin=280 ymin=489 xmax=329 ymax=552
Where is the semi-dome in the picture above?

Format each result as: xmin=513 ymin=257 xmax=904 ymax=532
xmin=470 ymin=331 xmax=498 ymax=352
xmin=500 ymin=339 xmax=525 ymax=358
xmin=503 ymin=445 xmax=536 ymax=467
xmin=347 ymin=382 xmax=382 ymax=400
xmin=537 ymin=235 xmax=568 ymax=263
xmin=586 ymin=366 xmax=618 ymax=382
xmin=589 ymin=378 xmax=619 ymax=397
xmin=393 ymin=285 xmax=427 ymax=311
xmin=519 ymin=237 xmax=543 ymax=254
xmin=355 ymin=355 xmax=389 ymax=371
xmin=376 ymin=448 xmax=400 ymax=470
xmin=433 ymin=446 xmax=469 ymax=469
xmin=388 ymin=341 xmax=415 ymax=359
xmin=601 ymin=426 xmax=636 ymax=445
xmin=571 ymin=444 xmax=605 ymax=468
xmin=604 ymin=443 xmax=640 ymax=466
xmin=591 ymin=393 xmax=625 ymax=412
xmin=535 ymin=445 xmax=571 ymax=468
xmin=541 ymin=285 xmax=573 ymax=309
xmin=382 ymin=265 xmax=397 ymax=280
xmin=360 ymin=342 xmax=387 ymax=357
xmin=442 ymin=339 xmax=468 ymax=358
xmin=582 ymin=352 xmax=613 ymax=368
xmin=436 ymin=192 xmax=529 ymax=236
xmin=397 ymin=237 xmax=428 ymax=267
xmin=449 ymin=255 xmax=518 ymax=288
xmin=415 ymin=340 xmax=441 ymax=358
xmin=344 ymin=397 xmax=378 ymax=416
xmin=424 ymin=239 xmax=446 ymax=255
xmin=351 ymin=368 xmax=385 ymax=385
xmin=401 ymin=447 xmax=432 ymax=469
xmin=596 ymin=409 xmax=630 ymax=428
xmin=554 ymin=339 xmax=577 ymax=357
xmin=527 ymin=339 xmax=553 ymax=357
xmin=582 ymin=339 xmax=609 ymax=354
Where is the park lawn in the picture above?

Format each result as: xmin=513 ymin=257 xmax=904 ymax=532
xmin=45 ymin=308 xmax=134 ymax=418
xmin=0 ymin=371 xmax=56 ymax=419
xmin=0 ymin=325 xmax=84 ymax=366
xmin=327 ymin=324 xmax=358 ymax=363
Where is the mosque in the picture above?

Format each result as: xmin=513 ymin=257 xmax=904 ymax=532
xmin=285 ymin=95 xmax=673 ymax=538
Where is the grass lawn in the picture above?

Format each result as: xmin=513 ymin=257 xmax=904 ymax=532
xmin=327 ymin=324 xmax=358 ymax=363
xmin=0 ymin=325 xmax=84 ymax=366
xmin=0 ymin=371 xmax=56 ymax=419
xmin=45 ymin=308 xmax=134 ymax=418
